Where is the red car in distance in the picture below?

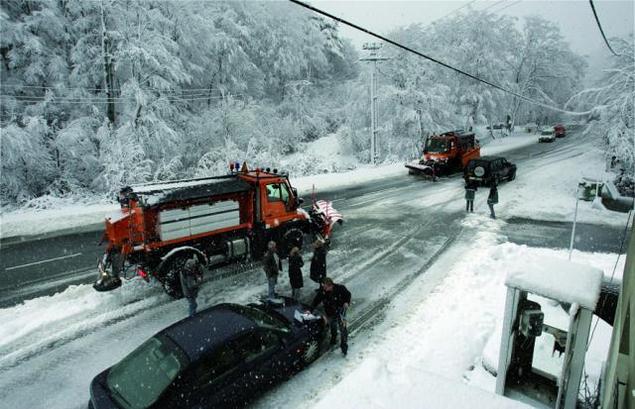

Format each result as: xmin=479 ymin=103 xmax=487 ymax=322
xmin=554 ymin=124 xmax=566 ymax=138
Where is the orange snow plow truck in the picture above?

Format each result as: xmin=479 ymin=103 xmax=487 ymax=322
xmin=405 ymin=130 xmax=480 ymax=178
xmin=94 ymin=166 xmax=342 ymax=298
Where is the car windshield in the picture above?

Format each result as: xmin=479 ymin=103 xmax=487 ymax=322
xmin=425 ymin=138 xmax=448 ymax=153
xmin=541 ymin=129 xmax=553 ymax=135
xmin=231 ymin=304 xmax=290 ymax=332
xmin=106 ymin=335 xmax=187 ymax=409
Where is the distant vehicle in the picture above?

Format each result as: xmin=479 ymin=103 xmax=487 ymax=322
xmin=554 ymin=124 xmax=566 ymax=138
xmin=405 ymin=130 xmax=480 ymax=178
xmin=524 ymin=123 xmax=538 ymax=133
xmin=94 ymin=166 xmax=343 ymax=298
xmin=88 ymin=299 xmax=326 ymax=409
xmin=464 ymin=156 xmax=517 ymax=186
xmin=486 ymin=123 xmax=505 ymax=130
xmin=538 ymin=128 xmax=555 ymax=143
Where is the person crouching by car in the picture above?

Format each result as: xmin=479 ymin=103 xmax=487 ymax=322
xmin=288 ymin=246 xmax=304 ymax=301
xmin=311 ymin=277 xmax=351 ymax=356
xmin=180 ymin=255 xmax=203 ymax=317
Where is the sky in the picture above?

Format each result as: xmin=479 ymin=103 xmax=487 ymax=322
xmin=311 ymin=0 xmax=634 ymax=60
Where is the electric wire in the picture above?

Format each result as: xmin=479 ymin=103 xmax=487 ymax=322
xmin=489 ymin=0 xmax=523 ymax=14
xmin=588 ymin=0 xmax=621 ymax=57
xmin=432 ymin=0 xmax=480 ymax=23
xmin=289 ymin=0 xmax=592 ymax=116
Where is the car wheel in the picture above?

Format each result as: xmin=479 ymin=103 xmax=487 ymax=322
xmin=302 ymin=339 xmax=320 ymax=365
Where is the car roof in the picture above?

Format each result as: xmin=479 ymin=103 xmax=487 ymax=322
xmin=160 ymin=304 xmax=257 ymax=362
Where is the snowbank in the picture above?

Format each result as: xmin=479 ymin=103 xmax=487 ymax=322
xmin=312 ymin=358 xmax=530 ymax=409
xmin=304 ymin=216 xmax=620 ymax=408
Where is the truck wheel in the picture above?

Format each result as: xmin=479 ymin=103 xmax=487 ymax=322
xmin=160 ymin=255 xmax=189 ymax=299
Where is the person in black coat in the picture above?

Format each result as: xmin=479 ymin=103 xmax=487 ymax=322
xmin=288 ymin=246 xmax=304 ymax=300
xmin=310 ymin=239 xmax=327 ymax=288
xmin=488 ymin=181 xmax=499 ymax=219
xmin=311 ymin=277 xmax=351 ymax=356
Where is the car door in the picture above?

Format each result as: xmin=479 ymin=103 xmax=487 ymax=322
xmin=262 ymin=182 xmax=296 ymax=227
xmin=181 ymin=343 xmax=246 ymax=409
xmin=500 ymin=159 xmax=511 ymax=179
xmin=229 ymin=329 xmax=294 ymax=391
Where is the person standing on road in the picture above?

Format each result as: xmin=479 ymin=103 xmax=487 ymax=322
xmin=311 ymin=277 xmax=351 ymax=356
xmin=263 ymin=241 xmax=281 ymax=300
xmin=288 ymin=246 xmax=304 ymax=301
xmin=465 ymin=181 xmax=477 ymax=213
xmin=488 ymin=181 xmax=499 ymax=219
xmin=310 ymin=239 xmax=327 ymax=289
xmin=180 ymin=255 xmax=203 ymax=317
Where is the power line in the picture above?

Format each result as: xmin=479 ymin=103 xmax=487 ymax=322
xmin=489 ymin=0 xmax=523 ymax=14
xmin=479 ymin=0 xmax=508 ymax=13
xmin=588 ymin=0 xmax=621 ymax=57
xmin=289 ymin=0 xmax=591 ymax=116
xmin=0 ymin=83 xmax=232 ymax=93
xmin=433 ymin=0 xmax=480 ymax=23
xmin=0 ymin=94 xmax=244 ymax=103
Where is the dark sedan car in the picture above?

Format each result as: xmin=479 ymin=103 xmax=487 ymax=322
xmin=89 ymin=299 xmax=326 ymax=409
xmin=464 ymin=156 xmax=517 ymax=187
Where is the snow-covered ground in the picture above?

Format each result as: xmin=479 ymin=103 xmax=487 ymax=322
xmin=249 ymin=213 xmax=622 ymax=409
xmin=0 ymin=126 xmax=628 ymax=408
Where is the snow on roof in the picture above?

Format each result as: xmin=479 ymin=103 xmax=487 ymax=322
xmin=130 ymin=176 xmax=235 ymax=194
xmin=505 ymin=254 xmax=603 ymax=310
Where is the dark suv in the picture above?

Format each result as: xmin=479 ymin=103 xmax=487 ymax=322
xmin=464 ymin=156 xmax=516 ymax=186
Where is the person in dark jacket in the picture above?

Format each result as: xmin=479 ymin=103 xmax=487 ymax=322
xmin=263 ymin=241 xmax=281 ymax=300
xmin=310 ymin=239 xmax=327 ymax=288
xmin=311 ymin=277 xmax=351 ymax=356
xmin=488 ymin=182 xmax=499 ymax=219
xmin=180 ymin=255 xmax=203 ymax=317
xmin=465 ymin=180 xmax=477 ymax=213
xmin=288 ymin=246 xmax=304 ymax=301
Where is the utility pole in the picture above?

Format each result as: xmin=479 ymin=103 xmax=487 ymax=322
xmin=360 ymin=43 xmax=389 ymax=165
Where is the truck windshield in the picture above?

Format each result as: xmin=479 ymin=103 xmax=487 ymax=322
xmin=425 ymin=138 xmax=448 ymax=153
xmin=266 ymin=183 xmax=290 ymax=204
xmin=106 ymin=335 xmax=187 ymax=409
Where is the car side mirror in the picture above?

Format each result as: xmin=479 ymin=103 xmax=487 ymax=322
xmin=297 ymin=197 xmax=305 ymax=205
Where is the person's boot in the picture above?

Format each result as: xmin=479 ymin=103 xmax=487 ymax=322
xmin=341 ymin=343 xmax=348 ymax=356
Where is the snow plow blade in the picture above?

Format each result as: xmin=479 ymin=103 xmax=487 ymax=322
xmin=93 ymin=276 xmax=122 ymax=292
xmin=405 ymin=161 xmax=435 ymax=177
